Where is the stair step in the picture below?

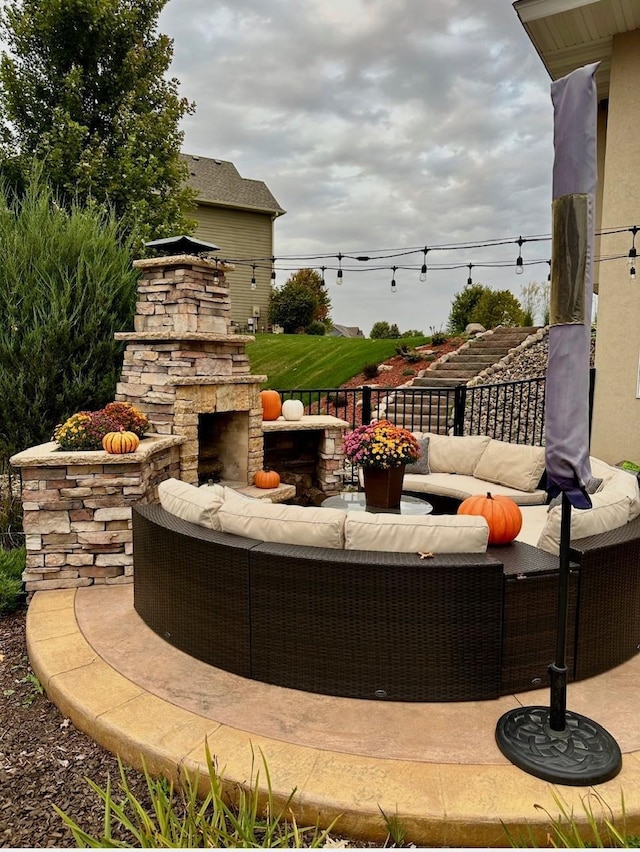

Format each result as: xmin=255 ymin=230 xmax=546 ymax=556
xmin=413 ymin=377 xmax=467 ymax=388
xmin=437 ymin=355 xmax=498 ymax=366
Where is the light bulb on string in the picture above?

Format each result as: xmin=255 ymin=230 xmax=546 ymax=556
xmin=320 ymin=266 xmax=326 ymax=287
xmin=270 ymin=257 xmax=276 ymax=286
xmin=213 ymin=258 xmax=220 ymax=286
xmin=547 ymin=260 xmax=551 ymax=282
xmin=515 ymin=236 xmax=524 ymax=275
xmin=336 ymin=253 xmax=343 ymax=286
xmin=629 ymin=226 xmax=638 ymax=280
xmin=250 ymin=264 xmax=257 ymax=290
xmin=391 ymin=266 xmax=397 ymax=293
xmin=419 ymin=247 xmax=429 ymax=282
xmin=466 ymin=264 xmax=473 ymax=287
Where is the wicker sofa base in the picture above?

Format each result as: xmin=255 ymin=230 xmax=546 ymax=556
xmin=132 ymin=504 xmax=640 ymax=702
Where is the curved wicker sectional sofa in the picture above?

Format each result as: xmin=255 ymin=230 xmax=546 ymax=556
xmin=132 ymin=493 xmax=640 ymax=702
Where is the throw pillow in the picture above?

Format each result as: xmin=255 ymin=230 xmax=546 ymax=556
xmin=406 ymin=436 xmax=430 ymax=474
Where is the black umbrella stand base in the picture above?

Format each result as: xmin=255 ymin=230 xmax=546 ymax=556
xmin=496 ymin=705 xmax=622 ymax=786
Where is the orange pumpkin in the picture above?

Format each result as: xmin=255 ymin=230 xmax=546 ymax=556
xmin=260 ymin=389 xmax=282 ymax=421
xmin=457 ymin=492 xmax=522 ymax=546
xmin=102 ymin=430 xmax=140 ymax=454
xmin=254 ymin=469 xmax=281 ymax=489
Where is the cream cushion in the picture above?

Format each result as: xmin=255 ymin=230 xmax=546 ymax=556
xmin=219 ymin=499 xmax=345 ymax=549
xmin=159 ymin=478 xmax=224 ymax=531
xmin=537 ymin=492 xmax=631 ymax=555
xmin=589 ymin=457 xmax=640 ymax=521
xmin=474 ymin=439 xmax=546 ymax=493
xmin=403 ymin=472 xmax=547 ymax=506
xmin=423 ymin=433 xmax=491 ymax=475
xmin=514 ymin=505 xmax=551 ymax=547
xmin=344 ymin=513 xmax=489 ymax=553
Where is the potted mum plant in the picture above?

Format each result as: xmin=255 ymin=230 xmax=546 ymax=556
xmin=53 ymin=402 xmax=149 ymax=453
xmin=343 ymin=419 xmax=421 ymax=509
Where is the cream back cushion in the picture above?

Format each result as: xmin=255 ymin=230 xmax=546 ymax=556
xmin=344 ymin=513 xmax=489 ymax=553
xmin=473 ymin=439 xmax=546 ymax=493
xmin=219 ymin=499 xmax=345 ymax=549
xmin=537 ymin=492 xmax=631 ymax=555
xmin=425 ymin=433 xmax=492 ymax=475
xmin=590 ymin=457 xmax=640 ymax=521
xmin=159 ymin=478 xmax=224 ymax=530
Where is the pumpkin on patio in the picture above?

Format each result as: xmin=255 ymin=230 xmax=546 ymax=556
xmin=254 ymin=469 xmax=281 ymax=489
xmin=457 ymin=492 xmax=522 ymax=545
xmin=260 ymin=389 xmax=282 ymax=421
xmin=102 ymin=430 xmax=140 ymax=454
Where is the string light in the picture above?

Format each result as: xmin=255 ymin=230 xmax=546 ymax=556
xmin=515 ymin=236 xmax=524 ymax=275
xmin=221 ymin=225 xmax=638 ymax=290
xmin=391 ymin=266 xmax=397 ymax=293
xmin=213 ymin=258 xmax=220 ymax=286
xmin=629 ymin=226 xmax=638 ymax=281
xmin=419 ymin=247 xmax=429 ymax=282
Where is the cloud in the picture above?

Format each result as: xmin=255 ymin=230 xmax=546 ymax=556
xmin=159 ymin=0 xmax=556 ymax=334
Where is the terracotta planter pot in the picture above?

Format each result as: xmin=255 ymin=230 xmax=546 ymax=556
xmin=362 ymin=465 xmax=406 ymax=509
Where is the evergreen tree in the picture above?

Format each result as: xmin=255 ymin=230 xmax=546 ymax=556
xmin=0 ymin=0 xmax=196 ymax=248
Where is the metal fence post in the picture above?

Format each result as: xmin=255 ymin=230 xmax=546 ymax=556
xmin=453 ymin=384 xmax=467 ymax=436
xmin=361 ymin=386 xmax=372 ymax=426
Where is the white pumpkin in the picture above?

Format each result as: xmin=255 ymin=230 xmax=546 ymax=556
xmin=282 ymin=398 xmax=304 ymax=421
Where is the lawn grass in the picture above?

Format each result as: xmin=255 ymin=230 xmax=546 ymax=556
xmin=245 ymin=334 xmax=429 ymax=389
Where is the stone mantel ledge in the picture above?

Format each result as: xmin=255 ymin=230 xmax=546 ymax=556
xmin=114 ymin=331 xmax=255 ymax=344
xmin=10 ymin=435 xmax=184 ymax=468
xmin=132 ymin=254 xmax=235 ymax=273
xmin=262 ymin=415 xmax=349 ymax=431
xmin=169 ymin=375 xmax=267 ymax=386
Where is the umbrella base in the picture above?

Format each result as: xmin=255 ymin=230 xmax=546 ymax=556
xmin=496 ymin=705 xmax=622 ymax=785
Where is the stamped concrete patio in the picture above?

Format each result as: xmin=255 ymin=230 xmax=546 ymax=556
xmin=27 ymin=584 xmax=640 ymax=847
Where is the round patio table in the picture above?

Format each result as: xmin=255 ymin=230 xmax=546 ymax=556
xmin=321 ymin=491 xmax=433 ymax=515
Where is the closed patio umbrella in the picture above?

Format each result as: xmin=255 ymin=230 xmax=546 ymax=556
xmin=495 ymin=62 xmax=621 ymax=785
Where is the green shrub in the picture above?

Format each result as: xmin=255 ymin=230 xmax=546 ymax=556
xmin=0 ymin=171 xmax=138 ymax=462
xmin=1 ymin=460 xmax=22 ymax=550
xmin=429 ymin=327 xmax=448 ymax=346
xmin=362 ymin=363 xmax=379 ymax=379
xmin=0 ymin=546 xmax=25 ymax=614
xmin=54 ymin=746 xmax=338 ymax=848
xmin=305 ymin=320 xmax=326 ymax=336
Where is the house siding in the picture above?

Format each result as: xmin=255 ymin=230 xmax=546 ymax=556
xmin=191 ymin=204 xmax=274 ymax=331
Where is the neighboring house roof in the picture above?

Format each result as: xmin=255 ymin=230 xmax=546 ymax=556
xmin=329 ymin=324 xmax=365 ymax=338
xmin=514 ymin=0 xmax=640 ymax=101
xmin=182 ymin=153 xmax=286 ymax=217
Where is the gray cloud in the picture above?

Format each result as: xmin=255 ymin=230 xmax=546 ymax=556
xmin=160 ymin=0 xmax=556 ymax=334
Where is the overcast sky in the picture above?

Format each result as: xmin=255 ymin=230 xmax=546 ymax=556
xmin=158 ymin=0 xmax=557 ymax=335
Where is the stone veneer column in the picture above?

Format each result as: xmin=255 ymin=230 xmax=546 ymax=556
xmin=10 ymin=436 xmax=182 ymax=592
xmin=114 ymin=253 xmax=266 ymax=484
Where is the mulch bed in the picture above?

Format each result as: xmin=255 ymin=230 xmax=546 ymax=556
xmin=0 ymin=608 xmax=152 ymax=848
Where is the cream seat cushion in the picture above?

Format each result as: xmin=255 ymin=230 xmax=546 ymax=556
xmin=219 ymin=499 xmax=346 ymax=549
xmin=344 ymin=513 xmax=489 ymax=553
xmin=403 ymin=472 xmax=547 ymax=506
xmin=421 ymin=433 xmax=491 ymax=475
xmin=514 ymin=505 xmax=551 ymax=547
xmin=158 ymin=478 xmax=224 ymax=531
xmin=473 ymin=439 xmax=546 ymax=493
xmin=537 ymin=492 xmax=631 ymax=555
xmin=590 ymin=457 xmax=640 ymax=521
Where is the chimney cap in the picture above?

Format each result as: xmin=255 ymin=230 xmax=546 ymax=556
xmin=145 ymin=235 xmax=220 ymax=255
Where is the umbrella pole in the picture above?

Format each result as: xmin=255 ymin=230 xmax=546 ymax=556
xmin=548 ymin=492 xmax=571 ymax=730
xmin=495 ymin=488 xmax=622 ymax=784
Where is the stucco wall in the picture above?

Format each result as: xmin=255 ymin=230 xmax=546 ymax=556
xmin=591 ymin=29 xmax=640 ymax=464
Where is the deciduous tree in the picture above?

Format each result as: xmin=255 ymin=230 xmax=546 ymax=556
xmin=0 ymin=0 xmax=196 ymax=248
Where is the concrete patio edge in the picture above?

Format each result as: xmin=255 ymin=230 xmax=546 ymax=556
xmin=26 ymin=588 xmax=640 ymax=847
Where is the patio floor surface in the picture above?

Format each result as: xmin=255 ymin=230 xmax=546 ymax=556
xmin=26 ymin=585 xmax=640 ymax=847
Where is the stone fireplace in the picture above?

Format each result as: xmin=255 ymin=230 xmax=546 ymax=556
xmin=114 ymin=253 xmax=266 ymax=486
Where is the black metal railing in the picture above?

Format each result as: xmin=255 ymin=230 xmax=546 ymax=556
xmin=278 ymin=370 xmax=595 ymax=486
